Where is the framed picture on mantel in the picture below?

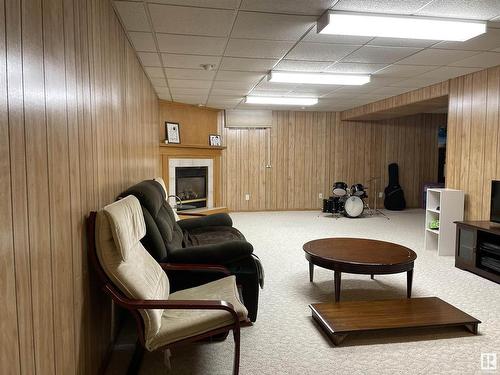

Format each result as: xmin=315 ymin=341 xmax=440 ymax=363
xmin=209 ymin=134 xmax=221 ymax=147
xmin=165 ymin=122 xmax=180 ymax=144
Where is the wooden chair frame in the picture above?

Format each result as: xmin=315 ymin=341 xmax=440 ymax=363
xmin=87 ymin=212 xmax=248 ymax=375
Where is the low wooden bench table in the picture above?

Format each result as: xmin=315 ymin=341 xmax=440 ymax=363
xmin=310 ymin=297 xmax=480 ymax=346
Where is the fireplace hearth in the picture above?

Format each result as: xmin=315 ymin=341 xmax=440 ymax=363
xmin=175 ymin=166 xmax=208 ymax=210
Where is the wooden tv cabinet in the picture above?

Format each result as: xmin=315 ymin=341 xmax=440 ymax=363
xmin=455 ymin=221 xmax=500 ymax=283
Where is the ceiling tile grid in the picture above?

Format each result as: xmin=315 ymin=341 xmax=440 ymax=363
xmin=112 ymin=0 xmax=500 ymax=110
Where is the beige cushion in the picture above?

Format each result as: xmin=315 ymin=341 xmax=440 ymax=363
xmin=148 ymin=275 xmax=248 ymax=351
xmin=95 ymin=196 xmax=170 ymax=342
xmin=154 ymin=176 xmax=180 ymax=221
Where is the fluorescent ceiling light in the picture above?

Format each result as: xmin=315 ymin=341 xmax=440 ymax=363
xmin=245 ymin=96 xmax=318 ymax=106
xmin=318 ymin=11 xmax=486 ymax=41
xmin=268 ymin=71 xmax=370 ymax=85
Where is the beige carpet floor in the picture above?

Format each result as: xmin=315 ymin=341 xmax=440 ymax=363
xmin=138 ymin=209 xmax=500 ymax=375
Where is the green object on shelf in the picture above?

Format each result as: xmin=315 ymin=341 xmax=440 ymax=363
xmin=429 ymin=219 xmax=440 ymax=230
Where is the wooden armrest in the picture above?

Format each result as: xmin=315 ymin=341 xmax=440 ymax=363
xmin=102 ymin=285 xmax=239 ymax=322
xmin=176 ymin=212 xmax=205 ymax=217
xmin=160 ymin=263 xmax=231 ymax=276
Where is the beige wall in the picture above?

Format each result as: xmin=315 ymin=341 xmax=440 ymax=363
xmin=0 ymin=0 xmax=159 ymax=373
xmin=221 ymin=112 xmax=443 ymax=211
xmin=446 ymin=66 xmax=500 ymax=220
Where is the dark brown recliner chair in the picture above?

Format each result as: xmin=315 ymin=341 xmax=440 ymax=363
xmin=119 ymin=180 xmax=263 ymax=321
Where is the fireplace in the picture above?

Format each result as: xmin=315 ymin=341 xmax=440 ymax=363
xmin=175 ymin=166 xmax=208 ymax=210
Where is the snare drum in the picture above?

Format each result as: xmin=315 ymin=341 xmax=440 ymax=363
xmin=332 ymin=182 xmax=348 ymax=196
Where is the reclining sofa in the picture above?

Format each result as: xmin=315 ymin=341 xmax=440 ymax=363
xmin=119 ymin=179 xmax=262 ymax=321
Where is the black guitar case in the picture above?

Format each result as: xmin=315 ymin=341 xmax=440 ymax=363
xmin=384 ymin=163 xmax=406 ymax=210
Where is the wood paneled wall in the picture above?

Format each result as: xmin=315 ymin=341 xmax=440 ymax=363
xmin=159 ymin=100 xmax=219 ymax=145
xmin=1 ymin=0 xmax=159 ymax=374
xmin=342 ymin=81 xmax=449 ymax=121
xmin=221 ymin=112 xmax=443 ymax=211
xmin=446 ymin=65 xmax=500 ymax=220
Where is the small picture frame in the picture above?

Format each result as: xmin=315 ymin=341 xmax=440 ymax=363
xmin=209 ymin=134 xmax=222 ymax=147
xmin=165 ymin=122 xmax=180 ymax=144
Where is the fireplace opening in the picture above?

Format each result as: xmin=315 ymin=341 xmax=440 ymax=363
xmin=175 ymin=166 xmax=208 ymax=210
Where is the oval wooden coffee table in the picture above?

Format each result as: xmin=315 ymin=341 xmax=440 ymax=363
xmin=303 ymin=238 xmax=417 ymax=302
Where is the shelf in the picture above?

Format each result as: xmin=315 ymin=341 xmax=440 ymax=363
xmin=160 ymin=143 xmax=226 ymax=150
xmin=426 ymin=227 xmax=439 ymax=235
xmin=427 ymin=208 xmax=440 ymax=214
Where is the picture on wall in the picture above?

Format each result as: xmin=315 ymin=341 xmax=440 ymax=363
xmin=165 ymin=122 xmax=180 ymax=144
xmin=209 ymin=134 xmax=222 ymax=146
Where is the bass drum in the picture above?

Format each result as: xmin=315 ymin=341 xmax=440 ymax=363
xmin=344 ymin=196 xmax=364 ymax=218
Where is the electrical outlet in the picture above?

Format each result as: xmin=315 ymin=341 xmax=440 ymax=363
xmin=319 ymin=193 xmax=323 ymax=199
xmin=245 ymin=194 xmax=250 ymax=201
xmin=378 ymin=192 xmax=383 ymax=198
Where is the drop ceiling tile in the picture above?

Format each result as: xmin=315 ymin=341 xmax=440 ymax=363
xmin=225 ymin=39 xmax=294 ymax=59
xmin=231 ymin=12 xmax=315 ymax=41
xmin=156 ymin=34 xmax=226 ymax=55
xmin=150 ymin=0 xmax=239 ymax=9
xmin=213 ymin=80 xmax=256 ymax=90
xmin=206 ymin=99 xmax=241 ymax=109
xmin=449 ymin=51 xmax=500 ymax=68
xmin=148 ymin=4 xmax=235 ymax=37
xmin=144 ymin=67 xmax=165 ymax=78
xmin=128 ymin=32 xmax=157 ymax=52
xmin=416 ymin=0 xmax=500 ymax=20
xmin=170 ymin=88 xmax=210 ymax=96
xmin=216 ymin=70 xmax=265 ymax=83
xmin=255 ymin=81 xmax=298 ymax=90
xmin=220 ymin=57 xmax=278 ymax=72
xmin=369 ymin=86 xmax=416 ymax=96
xmin=240 ymin=0 xmax=334 ymax=15
xmin=332 ymin=0 xmax=431 ymax=14
xmin=374 ymin=64 xmax=439 ymax=77
xmin=114 ymin=1 xmax=150 ymax=31
xmin=207 ymin=96 xmax=243 ymax=103
xmin=150 ymin=77 xmax=168 ymax=86
xmin=158 ymin=93 xmax=172 ymax=101
xmin=343 ymin=46 xmax=422 ymax=64
xmin=368 ymin=37 xmax=438 ymax=48
xmin=303 ymin=27 xmax=373 ymax=44
xmin=274 ymin=60 xmax=333 ymax=72
xmin=250 ymin=89 xmax=293 ymax=96
xmin=325 ymin=62 xmax=388 ymax=73
xmin=169 ymin=79 xmax=213 ymax=88
xmin=162 ymin=54 xmax=221 ymax=69
xmin=155 ymin=88 xmax=172 ymax=100
xmin=287 ymin=87 xmax=334 ymax=96
xmin=390 ymin=76 xmax=447 ymax=87
xmin=396 ymin=49 xmax=479 ymax=66
xmin=137 ymin=52 xmax=162 ymax=67
xmin=172 ymin=95 xmax=208 ymax=105
xmin=211 ymin=88 xmax=251 ymax=96
xmin=165 ymin=68 xmax=216 ymax=80
xmin=322 ymin=90 xmax=360 ymax=98
xmin=287 ymin=42 xmax=360 ymax=61
xmin=418 ymin=66 xmax=483 ymax=79
xmin=432 ymin=28 xmax=500 ymax=51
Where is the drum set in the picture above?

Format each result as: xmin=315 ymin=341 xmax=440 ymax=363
xmin=323 ymin=182 xmax=369 ymax=218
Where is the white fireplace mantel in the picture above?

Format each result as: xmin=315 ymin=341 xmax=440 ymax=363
xmin=168 ymin=158 xmax=213 ymax=208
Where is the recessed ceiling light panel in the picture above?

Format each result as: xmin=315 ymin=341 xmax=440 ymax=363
xmin=245 ymin=96 xmax=318 ymax=106
xmin=268 ymin=71 xmax=370 ymax=85
xmin=318 ymin=11 xmax=486 ymax=41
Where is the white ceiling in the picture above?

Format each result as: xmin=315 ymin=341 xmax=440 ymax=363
xmin=113 ymin=0 xmax=500 ymax=111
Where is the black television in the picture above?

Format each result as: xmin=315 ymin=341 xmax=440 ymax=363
xmin=491 ymin=180 xmax=500 ymax=223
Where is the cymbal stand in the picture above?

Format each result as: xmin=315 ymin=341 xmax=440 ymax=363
xmin=367 ymin=177 xmax=390 ymax=220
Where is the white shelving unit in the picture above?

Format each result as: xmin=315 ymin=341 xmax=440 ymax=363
xmin=424 ymin=188 xmax=464 ymax=256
